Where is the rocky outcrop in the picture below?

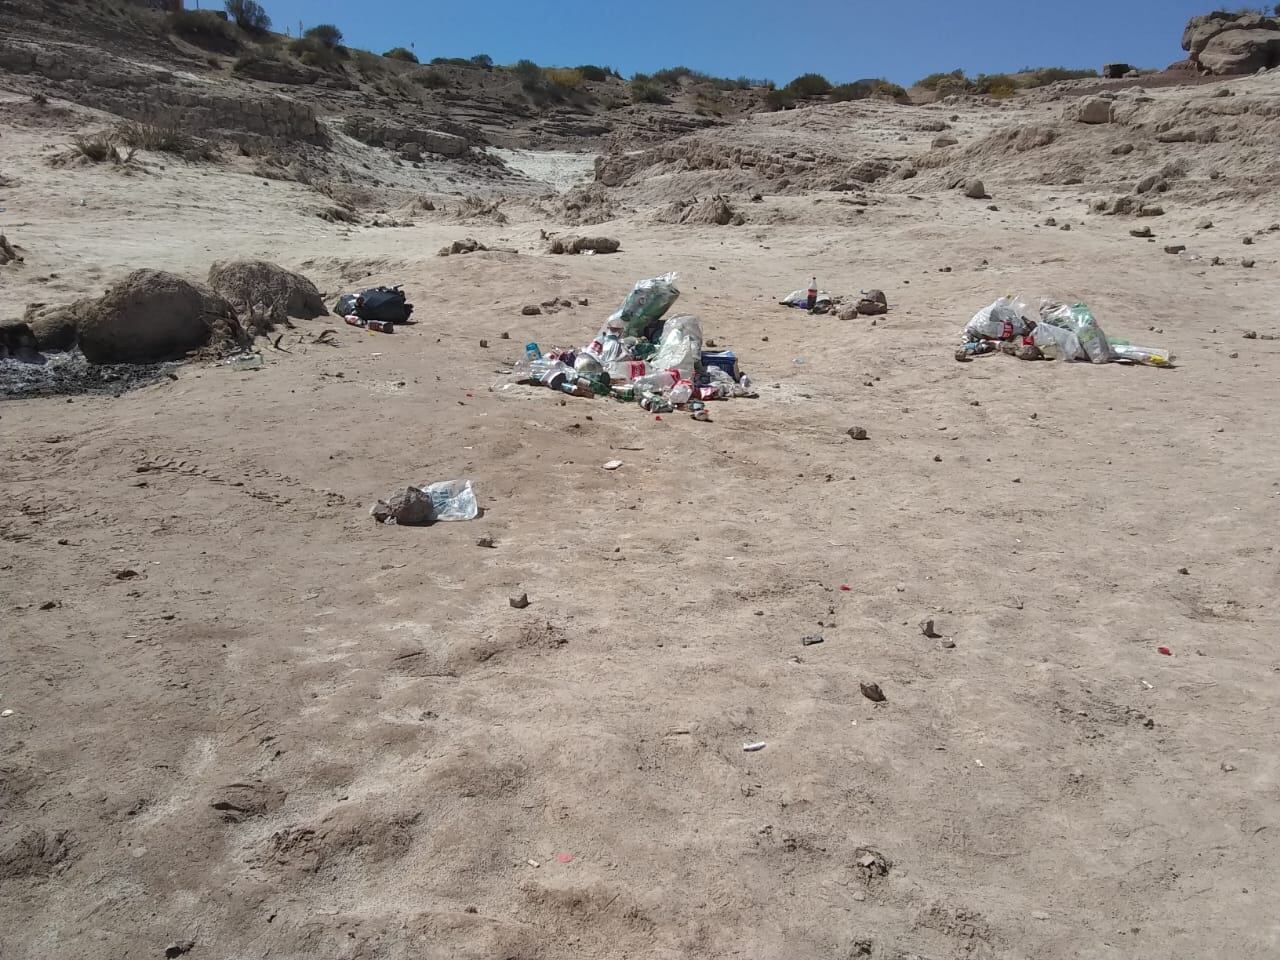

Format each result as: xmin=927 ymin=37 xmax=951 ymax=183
xmin=232 ymin=55 xmax=323 ymax=86
xmin=1182 ymin=11 xmax=1280 ymax=74
xmin=1066 ymin=97 xmax=1114 ymax=124
xmin=341 ymin=118 xmax=470 ymax=157
xmin=0 ymin=38 xmax=326 ymax=144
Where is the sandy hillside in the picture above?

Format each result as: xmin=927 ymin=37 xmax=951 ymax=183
xmin=3 ymin=26 xmax=1280 ymax=960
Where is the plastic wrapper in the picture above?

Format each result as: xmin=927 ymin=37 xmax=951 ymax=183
xmin=1030 ymin=322 xmax=1084 ymax=361
xmin=609 ymin=272 xmax=680 ymax=339
xmin=1040 ymin=301 xmax=1112 ymax=364
xmin=779 ymin=289 xmax=834 ymax=309
xmin=420 ymin=480 xmax=478 ymax=521
xmin=964 ymin=296 xmax=1033 ymax=341
xmin=650 ymin=314 xmax=703 ymax=378
xmin=1108 ymin=342 xmax=1173 ymax=367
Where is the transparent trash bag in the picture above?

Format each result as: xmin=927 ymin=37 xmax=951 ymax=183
xmin=420 ymin=480 xmax=478 ymax=521
xmin=609 ymin=272 xmax=680 ymax=339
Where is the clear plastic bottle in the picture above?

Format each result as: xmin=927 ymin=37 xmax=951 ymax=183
xmin=806 ymin=277 xmax=818 ymax=309
xmin=632 ymin=368 xmax=679 ymax=392
xmin=605 ymin=359 xmax=650 ymax=382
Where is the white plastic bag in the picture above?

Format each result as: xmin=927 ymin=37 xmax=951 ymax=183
xmin=1030 ymin=322 xmax=1084 ymax=361
xmin=1040 ymin=301 xmax=1112 ymax=364
xmin=420 ymin=480 xmax=478 ymax=521
xmin=965 ymin=296 xmax=1032 ymax=341
xmin=609 ymin=272 xmax=680 ymax=339
xmin=650 ymin=314 xmax=703 ymax=378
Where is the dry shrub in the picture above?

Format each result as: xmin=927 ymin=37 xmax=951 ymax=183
xmin=71 ymin=132 xmax=120 ymax=162
xmin=545 ymin=67 xmax=584 ymax=91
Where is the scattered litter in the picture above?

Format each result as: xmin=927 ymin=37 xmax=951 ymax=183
xmin=859 ymin=682 xmax=886 ymax=703
xmin=603 ymin=460 xmax=624 ymax=471
xmin=920 ymin=619 xmax=941 ymax=639
xmin=222 ymin=353 xmax=264 ymax=372
xmin=1158 ymin=646 xmax=1172 ymax=656
xmin=801 ymin=634 xmax=825 ymax=646
xmin=958 ymin=295 xmax=1173 ymax=367
xmin=974 ymin=758 xmax=985 ymax=768
xmin=839 ymin=584 xmax=851 ymax=592
xmin=554 ymin=852 xmax=574 ymax=864
xmin=526 ymin=859 xmax=540 ymax=868
xmin=1140 ymin=679 xmax=1154 ymax=690
xmin=742 ymin=741 xmax=767 ymax=752
xmin=370 ymin=480 xmax=477 ymax=525
xmin=0 ymin=709 xmax=13 ymax=718
xmin=335 ymin=285 xmax=414 ymax=326
xmin=510 ymin=593 xmax=530 ymax=610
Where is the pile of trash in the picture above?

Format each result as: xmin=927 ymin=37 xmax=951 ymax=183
xmin=958 ymin=296 xmax=1174 ymax=367
xmin=511 ymin=272 xmax=756 ymax=418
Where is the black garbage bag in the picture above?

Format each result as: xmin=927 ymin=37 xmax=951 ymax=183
xmin=335 ymin=286 xmax=414 ymax=323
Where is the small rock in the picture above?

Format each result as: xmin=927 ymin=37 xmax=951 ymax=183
xmin=578 ymin=297 xmax=589 ymax=306
xmin=1196 ymin=218 xmax=1214 ymax=230
xmin=1243 ymin=236 xmax=1253 ymax=245
xmin=39 ymin=600 xmax=57 ymax=610
xmin=500 ymin=331 xmax=510 ymax=339
xmin=1243 ymin=330 xmax=1259 ymax=339
xmin=1044 ymin=217 xmax=1057 ymax=226
xmin=114 ymin=569 xmax=139 ymax=580
xmin=969 ymin=400 xmax=980 ymax=406
xmin=479 ymin=339 xmax=489 ymax=348
xmin=603 ymin=460 xmax=624 ymax=471
xmin=933 ymin=454 xmax=942 ymax=462
xmin=1164 ymin=245 xmax=1186 ymax=255
xmin=1211 ymin=256 xmax=1223 ymax=266
xmin=987 ymin=204 xmax=999 ymax=212
xmin=1221 ymin=762 xmax=1237 ymax=773
xmin=164 ymin=943 xmax=194 ymax=959
xmin=1178 ymin=567 xmax=1190 ymax=575
xmin=859 ymin=682 xmax=886 ymax=703
xmin=801 ymin=635 xmax=825 ymax=646
xmin=1229 ymin=351 xmax=1239 ymax=358
xmin=1143 ymin=718 xmax=1155 ymax=729
xmin=1060 ymin=223 xmax=1072 ymax=231
xmin=521 ymin=304 xmax=541 ymax=316
xmin=509 ymin=593 xmax=530 ymax=609
xmin=847 ymin=426 xmax=869 ymax=441
xmin=939 ymin=639 xmax=956 ymax=650
xmin=1242 ymin=259 xmax=1256 ymax=268
xmin=1130 ymin=226 xmax=1153 ymax=238
xmin=1031 ymin=911 xmax=1050 ymax=921
xmin=476 ymin=536 xmax=497 ymax=548
xmin=964 ymin=179 xmax=986 ymax=199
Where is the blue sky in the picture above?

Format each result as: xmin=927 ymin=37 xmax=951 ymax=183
xmin=215 ymin=1 xmax=1236 ymax=86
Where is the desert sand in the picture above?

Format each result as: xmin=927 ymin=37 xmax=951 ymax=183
xmin=3 ymin=14 xmax=1280 ymax=960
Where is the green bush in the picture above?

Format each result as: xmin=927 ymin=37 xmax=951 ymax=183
xmin=829 ymin=81 xmax=872 ymax=101
xmin=974 ymin=73 xmax=1017 ymax=97
xmin=470 ymin=53 xmax=494 ymax=68
xmin=576 ymin=64 xmax=611 ymax=82
xmin=631 ymin=79 xmax=668 ymax=104
xmin=384 ymin=47 xmax=419 ymax=63
xmin=784 ymin=73 xmax=832 ymax=98
xmin=652 ymin=65 xmax=694 ymax=85
xmin=304 ymin=23 xmax=343 ymax=48
xmin=412 ymin=68 xmax=448 ymax=88
xmin=224 ymin=0 xmax=270 ymax=33
xmin=431 ymin=56 xmax=471 ymax=67
xmin=916 ymin=69 xmax=966 ymax=91
xmin=511 ymin=59 xmax=545 ymax=90
xmin=764 ymin=88 xmax=795 ymax=110
xmin=289 ymin=36 xmax=337 ymax=69
xmin=168 ymin=10 xmax=239 ymax=51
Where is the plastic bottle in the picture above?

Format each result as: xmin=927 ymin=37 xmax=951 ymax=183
xmin=806 ymin=278 xmax=818 ymax=310
xmin=668 ymin=380 xmax=693 ymax=405
xmin=605 ymin=359 xmax=649 ymax=382
xmin=632 ymin=368 xmax=679 ymax=392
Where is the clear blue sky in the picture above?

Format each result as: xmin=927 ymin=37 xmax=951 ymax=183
xmin=206 ymin=1 xmax=1231 ymax=86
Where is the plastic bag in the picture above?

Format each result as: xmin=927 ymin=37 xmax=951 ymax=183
xmin=779 ymin=289 xmax=833 ymax=309
xmin=1030 ymin=322 xmax=1084 ymax=361
xmin=1040 ymin=301 xmax=1112 ymax=364
xmin=609 ymin=272 xmax=680 ymax=339
xmin=1108 ymin=341 xmax=1174 ymax=367
xmin=964 ymin=296 xmax=1032 ymax=341
xmin=650 ymin=314 xmax=703 ymax=378
xmin=420 ymin=480 xmax=478 ymax=521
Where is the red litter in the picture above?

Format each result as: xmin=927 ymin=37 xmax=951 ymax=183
xmin=1158 ymin=646 xmax=1172 ymax=656
xmin=654 ymin=415 xmax=663 ymax=421
xmin=839 ymin=584 xmax=851 ymax=592
xmin=554 ymin=853 xmax=574 ymax=864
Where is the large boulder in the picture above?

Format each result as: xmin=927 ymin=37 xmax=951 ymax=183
xmin=1183 ymin=12 xmax=1277 ymax=57
xmin=76 ymin=270 xmax=244 ymax=364
xmin=1199 ymin=29 xmax=1280 ymax=74
xmin=1067 ymin=97 xmax=1114 ymax=124
xmin=207 ymin=260 xmax=327 ymax=322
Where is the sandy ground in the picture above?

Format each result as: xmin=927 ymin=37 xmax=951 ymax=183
xmin=3 ymin=76 xmax=1280 ymax=960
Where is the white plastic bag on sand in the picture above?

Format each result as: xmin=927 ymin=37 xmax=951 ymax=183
xmin=779 ymin=289 xmax=833 ymax=308
xmin=1040 ymin=301 xmax=1112 ymax=364
xmin=420 ymin=480 xmax=478 ymax=521
xmin=651 ymin=314 xmax=703 ymax=378
xmin=965 ymin=296 xmax=1032 ymax=341
xmin=1030 ymin=322 xmax=1084 ymax=361
xmin=610 ymin=272 xmax=680 ymax=339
